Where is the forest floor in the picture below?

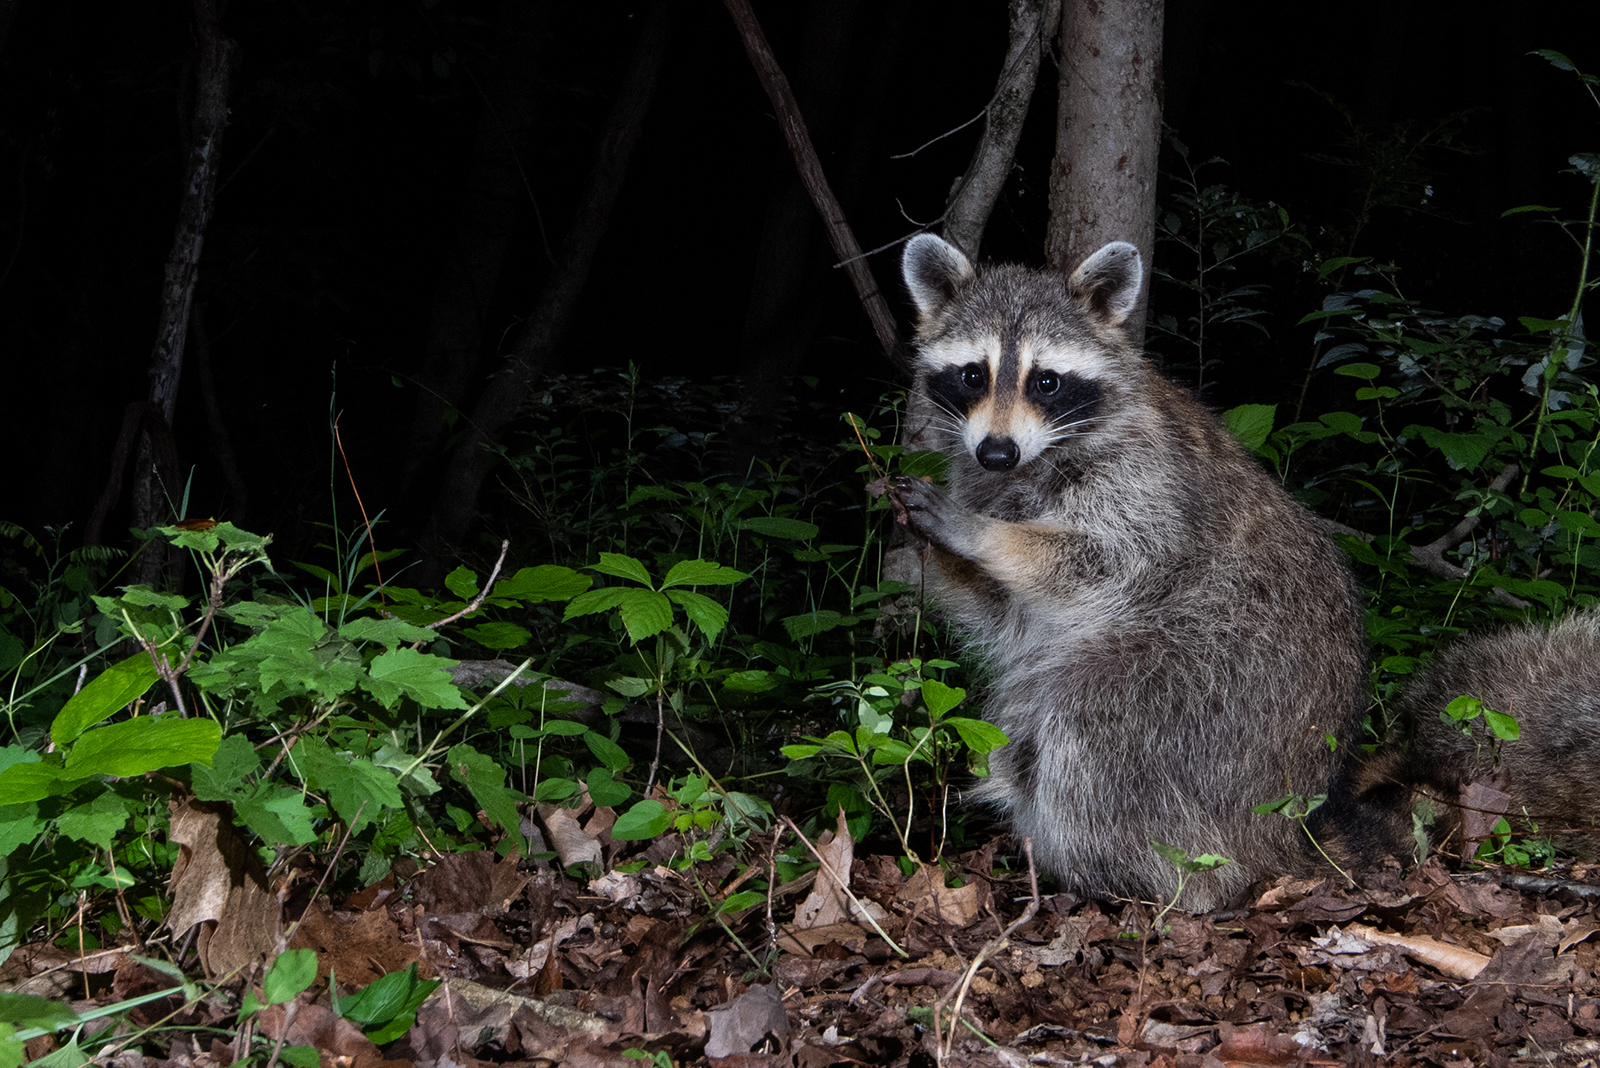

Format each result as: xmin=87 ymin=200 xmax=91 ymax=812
xmin=7 ymin=803 xmax=1600 ymax=1068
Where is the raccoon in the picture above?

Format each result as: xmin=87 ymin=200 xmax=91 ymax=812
xmin=1395 ymin=611 xmax=1600 ymax=856
xmin=889 ymin=234 xmax=1373 ymax=910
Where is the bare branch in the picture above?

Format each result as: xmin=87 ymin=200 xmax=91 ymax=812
xmin=722 ymin=0 xmax=909 ymax=373
xmin=942 ymin=0 xmax=1060 ymax=259
xmin=1317 ymin=463 xmax=1528 ymax=608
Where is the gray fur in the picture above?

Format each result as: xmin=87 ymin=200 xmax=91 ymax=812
xmin=1398 ymin=612 xmax=1600 ymax=854
xmin=893 ymin=235 xmax=1367 ymax=910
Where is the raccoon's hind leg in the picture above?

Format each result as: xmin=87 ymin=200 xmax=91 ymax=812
xmin=889 ymin=475 xmax=1093 ymax=599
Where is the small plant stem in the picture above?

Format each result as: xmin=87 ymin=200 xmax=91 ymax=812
xmin=281 ymin=802 xmax=366 ymax=949
xmin=778 ymin=815 xmax=907 ymax=958
xmin=404 ymin=656 xmax=533 ymax=777
xmin=1302 ymin=820 xmax=1356 ymax=887
xmin=646 ymin=687 xmax=666 ymax=794
xmin=934 ymin=837 xmax=1039 ymax=1063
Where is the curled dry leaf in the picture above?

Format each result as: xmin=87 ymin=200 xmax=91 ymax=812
xmin=1343 ymin=922 xmax=1491 ymax=981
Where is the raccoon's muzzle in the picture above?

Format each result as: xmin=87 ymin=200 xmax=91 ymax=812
xmin=976 ymin=435 xmax=1020 ymax=471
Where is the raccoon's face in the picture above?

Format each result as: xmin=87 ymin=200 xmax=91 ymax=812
xmin=902 ymin=235 xmax=1144 ymax=473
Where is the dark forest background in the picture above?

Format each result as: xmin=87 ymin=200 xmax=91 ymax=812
xmin=2 ymin=0 xmax=1597 ymax=575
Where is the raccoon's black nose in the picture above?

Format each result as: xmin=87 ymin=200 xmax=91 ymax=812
xmin=976 ymin=436 xmax=1020 ymax=471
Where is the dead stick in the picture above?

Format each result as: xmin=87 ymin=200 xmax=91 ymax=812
xmin=721 ymin=0 xmax=908 ymax=373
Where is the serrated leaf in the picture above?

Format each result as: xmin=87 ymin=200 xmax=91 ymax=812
xmin=51 ymin=653 xmax=163 ymax=746
xmin=723 ymin=670 xmax=778 ymax=693
xmin=191 ymin=735 xmax=260 ymax=801
xmin=617 ymin=590 xmax=673 ymax=643
xmin=56 ymin=790 xmax=132 ymax=850
xmin=363 ymin=648 xmax=468 ymax=711
xmin=338 ymin=617 xmax=437 ymax=648
xmin=462 ymin=622 xmax=531 ymax=650
xmin=236 ymin=788 xmax=319 ymax=846
xmin=590 ymin=553 xmax=654 ymax=587
xmin=660 ymin=559 xmax=750 ymax=588
xmin=65 ymin=717 xmax=221 ymax=779
xmin=563 ymin=587 xmax=630 ymax=620
xmin=447 ymin=744 xmax=526 ymax=849
xmin=493 ymin=565 xmax=593 ymax=602
xmin=738 ymin=517 xmax=819 ymax=541
xmin=664 ymin=589 xmax=728 ymax=641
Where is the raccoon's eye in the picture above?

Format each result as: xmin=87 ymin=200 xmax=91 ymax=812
xmin=961 ymin=364 xmax=986 ymax=390
xmin=1035 ymin=372 xmax=1061 ymax=395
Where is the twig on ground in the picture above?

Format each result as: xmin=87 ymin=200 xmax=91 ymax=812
xmin=424 ymin=538 xmax=512 ymax=632
xmin=779 ymin=815 xmax=907 ymax=958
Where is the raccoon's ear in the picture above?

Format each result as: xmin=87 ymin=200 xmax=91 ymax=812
xmin=902 ymin=234 xmax=976 ymax=320
xmin=1068 ymin=241 xmax=1144 ymax=327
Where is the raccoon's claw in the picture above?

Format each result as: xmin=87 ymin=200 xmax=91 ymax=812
xmin=887 ymin=475 xmax=953 ymax=546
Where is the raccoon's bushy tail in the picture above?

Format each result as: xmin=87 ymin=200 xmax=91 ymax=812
xmin=1337 ymin=611 xmax=1600 ymax=864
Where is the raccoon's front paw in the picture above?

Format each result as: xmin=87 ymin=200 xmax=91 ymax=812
xmin=888 ymin=475 xmax=959 ymax=550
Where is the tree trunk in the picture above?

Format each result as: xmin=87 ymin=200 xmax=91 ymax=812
xmin=422 ymin=0 xmax=670 ymax=576
xmin=113 ymin=0 xmax=235 ymax=587
xmin=401 ymin=1 xmax=550 ymax=503
xmin=942 ymin=0 xmax=1061 ymax=260
xmin=1045 ymin=0 xmax=1164 ymax=338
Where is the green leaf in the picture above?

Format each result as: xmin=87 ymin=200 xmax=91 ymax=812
xmin=1416 ymin=427 xmax=1493 ymax=471
xmin=0 ymin=757 xmax=70 ymax=805
xmin=1222 ymin=404 xmax=1276 ymax=452
xmin=590 ymin=553 xmax=654 ymax=588
xmin=661 ymin=559 xmax=749 ymax=588
xmin=492 ymin=566 xmax=592 ymax=603
xmin=617 ymin=590 xmax=674 ymax=643
xmin=722 ymin=670 xmax=778 ymax=693
xmin=611 ymin=799 xmax=672 ymax=841
xmin=337 ymin=962 xmax=438 ymax=1033
xmin=782 ymin=609 xmax=848 ymax=640
xmin=738 ymin=517 xmax=819 ymax=541
xmin=1483 ymin=708 xmax=1521 ymax=741
xmin=65 ymin=717 xmax=221 ymax=779
xmin=192 ymin=734 xmax=260 ymax=802
xmin=0 ymin=800 xmax=45 ymax=857
xmin=263 ymin=949 xmax=318 ymax=1005
xmin=664 ymin=589 xmax=728 ymax=641
xmin=1315 ymin=255 xmax=1370 ymax=279
xmin=1535 ymin=49 xmax=1576 ymax=72
xmin=337 ymin=617 xmax=437 ymax=648
xmin=1333 ymin=362 xmax=1381 ymax=381
xmin=363 ymin=648 xmax=468 ymax=711
xmin=0 ymin=992 xmax=77 ymax=1029
xmin=583 ymin=730 xmax=632 ymax=773
xmin=541 ymin=719 xmax=590 ymax=737
xmin=444 ymin=566 xmax=479 ymax=600
xmin=944 ymin=716 xmax=1008 ymax=754
xmin=606 ymin=675 xmax=652 ymax=698
xmin=563 ymin=587 xmax=631 ymax=620
xmin=447 ymin=744 xmax=526 ymax=848
xmin=586 ymin=767 xmax=630 ymax=808
xmin=51 ymin=654 xmax=163 ymax=746
xmin=236 ymin=788 xmax=319 ymax=846
xmin=463 ymin=622 xmax=532 ymax=650
xmin=278 ymin=1048 xmax=320 ymax=1068
xmin=919 ymin=679 xmax=966 ymax=718
xmin=718 ymin=890 xmax=766 ymax=915
xmin=779 ymin=744 xmax=823 ymax=759
xmin=295 ymin=738 xmax=403 ymax=836
xmin=56 ymin=790 xmax=132 ymax=851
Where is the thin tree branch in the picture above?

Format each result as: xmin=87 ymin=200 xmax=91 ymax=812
xmin=722 ymin=0 xmax=909 ymax=373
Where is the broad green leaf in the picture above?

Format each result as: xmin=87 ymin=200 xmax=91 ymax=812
xmin=583 ymin=731 xmax=631 ymax=772
xmin=605 ymin=675 xmax=652 ymax=698
xmin=722 ymin=670 xmax=778 ymax=693
xmin=661 ymin=559 xmax=750 ymax=588
xmin=782 ymin=609 xmax=848 ymax=640
xmin=492 ymin=566 xmax=592 ymax=603
xmin=1222 ymin=404 xmax=1276 ymax=452
xmin=65 ymin=717 xmax=221 ymax=779
xmin=0 ymin=758 xmax=71 ymax=805
xmin=0 ymin=801 xmax=45 ymax=857
xmin=338 ymin=617 xmax=437 ymax=648
xmin=0 ymin=992 xmax=76 ymax=1029
xmin=119 ymin=586 xmax=191 ymax=612
xmin=364 ymin=648 xmax=467 ymax=711
xmin=540 ymin=719 xmax=590 ymax=737
xmin=611 ymin=799 xmax=672 ymax=841
xmin=945 ymin=716 xmax=1008 ymax=753
xmin=55 ymin=790 xmax=132 ymax=851
xmin=919 ymin=679 xmax=966 ymax=718
xmin=236 ymin=789 xmax=319 ymax=846
xmin=780 ymin=744 xmax=822 ymax=759
xmin=191 ymin=734 xmax=260 ymax=802
xmin=590 ymin=553 xmax=654 ymax=588
xmin=1417 ymin=427 xmax=1493 ymax=471
xmin=263 ymin=949 xmax=318 ymax=1005
xmin=51 ymin=654 xmax=163 ymax=745
xmin=294 ymin=738 xmax=402 ymax=836
xmin=444 ymin=566 xmax=479 ymax=600
xmin=277 ymin=1048 xmax=319 ymax=1068
xmin=462 ymin=622 xmax=531 ymax=650
xmin=1483 ymin=709 xmax=1521 ymax=741
xmin=447 ymin=744 xmax=526 ymax=849
xmin=617 ymin=590 xmax=673 ymax=643
xmin=563 ymin=587 xmax=631 ymax=620
xmin=1332 ymin=362 xmax=1381 ymax=381
xmin=586 ymin=767 xmax=630 ymax=808
xmin=738 ymin=516 xmax=819 ymax=541
xmin=664 ymin=589 xmax=728 ymax=641
xmin=718 ymin=890 xmax=766 ymax=914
